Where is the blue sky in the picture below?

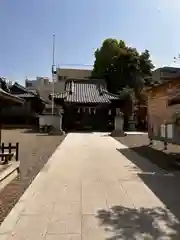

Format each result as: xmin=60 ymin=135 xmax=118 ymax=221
xmin=0 ymin=0 xmax=180 ymax=84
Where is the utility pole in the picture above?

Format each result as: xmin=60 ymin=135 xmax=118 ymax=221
xmin=52 ymin=34 xmax=56 ymax=115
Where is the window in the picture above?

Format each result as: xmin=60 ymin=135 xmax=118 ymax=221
xmin=59 ymin=76 xmax=68 ymax=81
xmin=26 ymin=81 xmax=32 ymax=87
xmin=168 ymin=98 xmax=180 ymax=106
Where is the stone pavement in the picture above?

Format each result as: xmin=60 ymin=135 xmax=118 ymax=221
xmin=0 ymin=132 xmax=180 ymax=239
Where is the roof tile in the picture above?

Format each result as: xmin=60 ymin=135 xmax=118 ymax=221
xmin=52 ymin=79 xmax=120 ymax=104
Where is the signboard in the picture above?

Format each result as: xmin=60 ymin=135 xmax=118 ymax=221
xmin=160 ymin=124 xmax=166 ymax=138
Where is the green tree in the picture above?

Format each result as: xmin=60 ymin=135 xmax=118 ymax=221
xmin=92 ymin=38 xmax=120 ymax=80
xmin=139 ymin=49 xmax=154 ymax=78
xmin=91 ymin=38 xmax=154 ymax=94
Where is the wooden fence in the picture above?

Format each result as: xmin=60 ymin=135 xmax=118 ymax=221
xmin=0 ymin=142 xmax=19 ymax=164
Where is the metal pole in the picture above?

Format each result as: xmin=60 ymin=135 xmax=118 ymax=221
xmin=52 ymin=72 xmax=55 ymax=115
xmin=0 ymin=124 xmax=1 ymax=146
xmin=52 ymin=34 xmax=55 ymax=115
xmin=0 ymin=108 xmax=2 ymax=146
xmin=53 ymin=34 xmax=55 ymax=66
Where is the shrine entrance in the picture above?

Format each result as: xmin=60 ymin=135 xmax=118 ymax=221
xmin=62 ymin=104 xmax=113 ymax=131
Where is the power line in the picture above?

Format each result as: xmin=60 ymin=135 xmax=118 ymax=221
xmin=173 ymin=54 xmax=180 ymax=63
xmin=58 ymin=63 xmax=93 ymax=67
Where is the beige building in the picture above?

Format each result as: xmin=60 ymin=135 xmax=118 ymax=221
xmin=146 ymin=76 xmax=180 ymax=145
xmin=151 ymin=67 xmax=180 ymax=83
xmin=56 ymin=68 xmax=92 ymax=81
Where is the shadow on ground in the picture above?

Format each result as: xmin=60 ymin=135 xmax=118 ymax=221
xmin=116 ymin=146 xmax=180 ymax=225
xmin=97 ymin=205 xmax=180 ymax=239
xmin=122 ymin=145 xmax=180 ymax=171
xmin=22 ymin=129 xmax=66 ymax=137
xmin=22 ymin=129 xmax=40 ymax=134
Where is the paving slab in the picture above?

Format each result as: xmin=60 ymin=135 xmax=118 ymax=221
xmin=0 ymin=132 xmax=180 ymax=239
xmin=45 ymin=234 xmax=81 ymax=240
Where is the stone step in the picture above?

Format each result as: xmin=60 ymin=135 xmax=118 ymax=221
xmin=0 ymin=161 xmax=20 ymax=192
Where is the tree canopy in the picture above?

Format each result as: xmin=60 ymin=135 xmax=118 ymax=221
xmin=91 ymin=38 xmax=154 ymax=94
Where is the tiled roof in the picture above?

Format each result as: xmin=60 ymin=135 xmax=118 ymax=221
xmin=11 ymin=82 xmax=46 ymax=103
xmin=12 ymin=82 xmax=33 ymax=93
xmin=102 ymin=90 xmax=126 ymax=100
xmin=52 ymin=91 xmax=69 ymax=99
xmin=11 ymin=82 xmax=40 ymax=96
xmin=13 ymin=93 xmax=35 ymax=98
xmin=0 ymin=88 xmax=24 ymax=105
xmin=52 ymin=79 xmax=120 ymax=104
xmin=29 ymin=89 xmax=38 ymax=95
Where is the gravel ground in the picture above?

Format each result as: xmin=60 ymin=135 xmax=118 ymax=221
xmin=115 ymin=133 xmax=180 ymax=172
xmin=0 ymin=128 xmax=66 ymax=224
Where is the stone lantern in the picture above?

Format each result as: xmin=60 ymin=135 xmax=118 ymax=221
xmin=110 ymin=108 xmax=126 ymax=137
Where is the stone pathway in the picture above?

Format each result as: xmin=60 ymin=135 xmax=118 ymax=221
xmin=0 ymin=133 xmax=180 ymax=239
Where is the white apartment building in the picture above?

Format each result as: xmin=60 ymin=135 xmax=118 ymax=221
xmin=25 ymin=76 xmax=50 ymax=88
xmin=25 ymin=76 xmax=65 ymax=114
xmin=25 ymin=76 xmax=65 ymax=102
xmin=25 ymin=68 xmax=92 ymax=100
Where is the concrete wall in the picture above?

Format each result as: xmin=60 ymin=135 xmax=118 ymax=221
xmin=39 ymin=115 xmax=60 ymax=129
xmin=152 ymin=69 xmax=161 ymax=82
xmin=56 ymin=68 xmax=92 ymax=81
